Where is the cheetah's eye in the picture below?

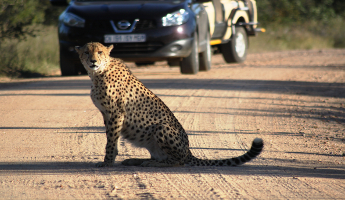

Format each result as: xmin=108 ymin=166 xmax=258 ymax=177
xmin=85 ymin=51 xmax=89 ymax=55
xmin=98 ymin=51 xmax=103 ymax=54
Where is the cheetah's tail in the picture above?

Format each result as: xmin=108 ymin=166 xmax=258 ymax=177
xmin=188 ymin=138 xmax=263 ymax=166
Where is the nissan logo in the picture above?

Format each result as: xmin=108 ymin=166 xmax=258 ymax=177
xmin=117 ymin=20 xmax=131 ymax=30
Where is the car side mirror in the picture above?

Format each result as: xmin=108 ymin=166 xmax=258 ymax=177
xmin=50 ymin=0 xmax=69 ymax=6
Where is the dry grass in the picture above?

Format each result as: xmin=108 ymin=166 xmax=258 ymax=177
xmin=0 ymin=26 xmax=59 ymax=77
xmin=249 ymin=18 xmax=345 ymax=53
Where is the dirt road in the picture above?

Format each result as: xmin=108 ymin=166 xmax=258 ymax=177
xmin=0 ymin=49 xmax=344 ymax=199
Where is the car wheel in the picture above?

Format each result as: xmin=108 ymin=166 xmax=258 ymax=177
xmin=199 ymin=32 xmax=212 ymax=71
xmin=60 ymin=50 xmax=78 ymax=76
xmin=180 ymin=31 xmax=199 ymax=74
xmin=135 ymin=62 xmax=155 ymax=67
xmin=220 ymin=26 xmax=248 ymax=63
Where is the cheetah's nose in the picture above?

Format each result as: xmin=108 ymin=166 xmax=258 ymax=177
xmin=90 ymin=60 xmax=97 ymax=64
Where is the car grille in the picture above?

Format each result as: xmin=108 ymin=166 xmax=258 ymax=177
xmin=110 ymin=42 xmax=163 ymax=54
xmin=85 ymin=20 xmax=113 ymax=31
xmin=85 ymin=19 xmax=156 ymax=31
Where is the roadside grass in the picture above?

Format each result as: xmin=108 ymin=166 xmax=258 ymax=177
xmin=0 ymin=18 xmax=344 ymax=78
xmin=0 ymin=25 xmax=60 ymax=78
xmin=249 ymin=18 xmax=345 ymax=53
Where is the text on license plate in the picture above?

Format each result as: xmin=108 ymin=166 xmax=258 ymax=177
xmin=104 ymin=34 xmax=146 ymax=43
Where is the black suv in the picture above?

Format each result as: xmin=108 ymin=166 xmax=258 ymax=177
xmin=51 ymin=0 xmax=211 ymax=75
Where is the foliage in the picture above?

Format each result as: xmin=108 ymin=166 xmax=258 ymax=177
xmin=0 ymin=0 xmax=64 ymax=41
xmin=0 ymin=0 xmax=64 ymax=77
xmin=254 ymin=0 xmax=345 ymax=52
xmin=257 ymin=0 xmax=345 ymax=25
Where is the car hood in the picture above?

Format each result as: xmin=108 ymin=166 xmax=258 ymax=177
xmin=67 ymin=0 xmax=188 ymax=19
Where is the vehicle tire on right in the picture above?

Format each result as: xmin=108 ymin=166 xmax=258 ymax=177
xmin=220 ymin=26 xmax=248 ymax=63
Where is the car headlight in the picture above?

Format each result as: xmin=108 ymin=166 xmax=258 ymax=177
xmin=60 ymin=12 xmax=85 ymax=28
xmin=162 ymin=9 xmax=189 ymax=26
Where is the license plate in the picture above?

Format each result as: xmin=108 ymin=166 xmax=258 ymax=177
xmin=104 ymin=34 xmax=146 ymax=43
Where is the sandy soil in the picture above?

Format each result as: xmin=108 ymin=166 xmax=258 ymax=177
xmin=0 ymin=49 xmax=344 ymax=199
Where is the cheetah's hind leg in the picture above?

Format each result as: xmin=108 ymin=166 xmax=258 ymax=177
xmin=122 ymin=158 xmax=153 ymax=166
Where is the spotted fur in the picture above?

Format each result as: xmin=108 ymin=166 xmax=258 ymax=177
xmin=75 ymin=42 xmax=263 ymax=167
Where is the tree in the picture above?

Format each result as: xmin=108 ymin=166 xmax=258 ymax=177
xmin=257 ymin=0 xmax=345 ymax=25
xmin=0 ymin=0 xmax=64 ymax=41
xmin=0 ymin=0 xmax=45 ymax=40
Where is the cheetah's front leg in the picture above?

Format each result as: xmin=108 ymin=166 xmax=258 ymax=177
xmin=95 ymin=111 xmax=124 ymax=167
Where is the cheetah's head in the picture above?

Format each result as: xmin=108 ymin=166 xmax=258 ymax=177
xmin=75 ymin=42 xmax=114 ymax=73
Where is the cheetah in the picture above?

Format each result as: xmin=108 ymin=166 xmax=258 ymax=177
xmin=75 ymin=42 xmax=263 ymax=167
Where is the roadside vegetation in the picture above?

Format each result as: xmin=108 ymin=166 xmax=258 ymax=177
xmin=0 ymin=0 xmax=63 ymax=77
xmin=249 ymin=17 xmax=345 ymax=53
xmin=0 ymin=26 xmax=59 ymax=77
xmin=0 ymin=0 xmax=345 ymax=77
xmin=250 ymin=0 xmax=345 ymax=52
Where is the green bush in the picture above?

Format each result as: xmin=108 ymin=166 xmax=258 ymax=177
xmin=0 ymin=0 xmax=64 ymax=41
xmin=257 ymin=0 xmax=345 ymax=25
xmin=249 ymin=0 xmax=345 ymax=52
xmin=0 ymin=0 xmax=63 ymax=77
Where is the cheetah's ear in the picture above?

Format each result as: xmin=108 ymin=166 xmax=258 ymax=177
xmin=107 ymin=45 xmax=114 ymax=53
xmin=75 ymin=46 xmax=81 ymax=54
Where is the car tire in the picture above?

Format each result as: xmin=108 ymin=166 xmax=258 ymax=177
xmin=220 ymin=26 xmax=248 ymax=63
xmin=60 ymin=50 xmax=78 ymax=76
xmin=180 ymin=31 xmax=199 ymax=74
xmin=135 ymin=62 xmax=155 ymax=67
xmin=199 ymin=32 xmax=212 ymax=71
